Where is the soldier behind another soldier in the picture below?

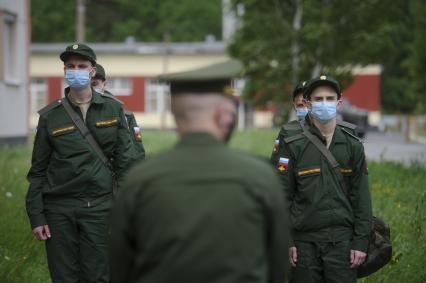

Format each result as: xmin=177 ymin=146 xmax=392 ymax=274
xmin=91 ymin=63 xmax=145 ymax=159
xmin=110 ymin=79 xmax=291 ymax=283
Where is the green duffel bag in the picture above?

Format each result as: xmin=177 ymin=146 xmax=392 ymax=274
xmin=357 ymin=216 xmax=392 ymax=278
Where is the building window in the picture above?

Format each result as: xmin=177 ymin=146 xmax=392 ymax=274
xmin=145 ymin=80 xmax=170 ymax=113
xmin=30 ymin=79 xmax=48 ymax=113
xmin=0 ymin=11 xmax=18 ymax=84
xmin=108 ymin=78 xmax=132 ymax=96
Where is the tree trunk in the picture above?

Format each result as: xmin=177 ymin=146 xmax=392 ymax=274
xmin=405 ymin=114 xmax=416 ymax=143
xmin=291 ymin=0 xmax=303 ymax=85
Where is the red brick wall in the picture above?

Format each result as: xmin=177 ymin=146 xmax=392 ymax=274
xmin=117 ymin=77 xmax=145 ymax=112
xmin=47 ymin=77 xmax=63 ymax=102
xmin=342 ymin=75 xmax=380 ymax=111
xmin=46 ymin=76 xmax=146 ymax=112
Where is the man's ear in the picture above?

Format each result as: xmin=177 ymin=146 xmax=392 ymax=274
xmin=337 ymin=94 xmax=343 ymax=108
xmin=90 ymin=66 xmax=97 ymax=78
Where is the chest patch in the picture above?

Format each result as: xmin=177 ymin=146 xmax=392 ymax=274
xmin=298 ymin=167 xmax=321 ymax=177
xmin=51 ymin=125 xmax=76 ymax=136
xmin=95 ymin=118 xmax=118 ymax=127
xmin=340 ymin=168 xmax=353 ymax=175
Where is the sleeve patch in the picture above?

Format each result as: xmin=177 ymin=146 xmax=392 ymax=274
xmin=273 ymin=139 xmax=280 ymax=152
xmin=277 ymin=157 xmax=289 ymax=172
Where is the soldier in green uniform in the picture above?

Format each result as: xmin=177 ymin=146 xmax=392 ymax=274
xmin=110 ymin=80 xmax=290 ymax=283
xmin=271 ymin=81 xmax=308 ymax=156
xmin=91 ymin=63 xmax=146 ymax=158
xmin=26 ymin=43 xmax=140 ymax=283
xmin=292 ymin=81 xmax=308 ymax=121
xmin=271 ymin=76 xmax=372 ymax=283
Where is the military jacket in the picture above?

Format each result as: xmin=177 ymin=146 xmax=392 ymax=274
xmin=124 ymin=110 xmax=146 ymax=158
xmin=103 ymin=90 xmax=146 ymax=159
xmin=26 ymin=89 xmax=137 ymax=229
xmin=110 ymin=133 xmax=290 ymax=283
xmin=271 ymin=116 xmax=372 ymax=252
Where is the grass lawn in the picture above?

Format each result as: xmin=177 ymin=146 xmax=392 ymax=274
xmin=0 ymin=129 xmax=425 ymax=282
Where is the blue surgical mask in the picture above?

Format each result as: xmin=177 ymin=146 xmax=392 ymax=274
xmin=65 ymin=70 xmax=91 ymax=89
xmin=310 ymin=101 xmax=337 ymax=123
xmin=296 ymin=107 xmax=308 ymax=120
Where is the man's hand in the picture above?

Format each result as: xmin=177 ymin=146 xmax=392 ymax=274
xmin=32 ymin=225 xmax=51 ymax=241
xmin=289 ymin=246 xmax=297 ymax=267
xmin=350 ymin=249 xmax=366 ymax=268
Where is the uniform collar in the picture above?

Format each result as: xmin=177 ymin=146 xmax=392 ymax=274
xmin=64 ymin=87 xmax=104 ymax=105
xmin=332 ymin=126 xmax=348 ymax=144
xmin=305 ymin=114 xmax=347 ymax=144
xmin=177 ymin=132 xmax=224 ymax=147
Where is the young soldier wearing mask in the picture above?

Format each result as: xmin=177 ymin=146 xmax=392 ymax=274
xmin=271 ymin=75 xmax=372 ymax=283
xmin=91 ymin=63 xmax=145 ymax=158
xmin=26 ymin=44 xmax=139 ymax=283
xmin=270 ymin=81 xmax=308 ymax=158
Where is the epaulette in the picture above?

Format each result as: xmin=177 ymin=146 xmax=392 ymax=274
xmin=341 ymin=128 xmax=362 ymax=142
xmin=284 ymin=133 xmax=305 ymax=144
xmin=37 ymin=99 xmax=62 ymax=115
xmin=282 ymin=121 xmax=303 ymax=131
xmin=337 ymin=120 xmax=357 ymax=130
xmin=100 ymin=92 xmax=123 ymax=105
xmin=124 ymin=110 xmax=134 ymax=116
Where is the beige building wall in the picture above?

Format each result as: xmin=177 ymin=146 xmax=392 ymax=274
xmin=0 ymin=0 xmax=29 ymax=143
xmin=31 ymin=54 xmax=229 ymax=77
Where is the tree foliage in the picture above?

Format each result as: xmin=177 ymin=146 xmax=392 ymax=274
xmin=229 ymin=0 xmax=426 ymax=113
xmin=31 ymin=0 xmax=222 ymax=43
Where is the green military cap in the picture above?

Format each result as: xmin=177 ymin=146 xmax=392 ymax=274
xmin=170 ymin=79 xmax=236 ymax=99
xmin=94 ymin=63 xmax=106 ymax=81
xmin=292 ymin=80 xmax=307 ymax=100
xmin=304 ymin=75 xmax=341 ymax=99
xmin=60 ymin=43 xmax=97 ymax=65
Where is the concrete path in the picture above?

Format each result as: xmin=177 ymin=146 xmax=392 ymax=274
xmin=363 ymin=132 xmax=426 ymax=166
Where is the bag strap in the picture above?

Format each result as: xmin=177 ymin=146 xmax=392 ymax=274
xmin=61 ymin=98 xmax=113 ymax=171
xmin=298 ymin=121 xmax=349 ymax=196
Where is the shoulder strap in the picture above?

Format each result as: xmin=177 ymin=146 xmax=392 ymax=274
xmin=283 ymin=133 xmax=305 ymax=144
xmin=336 ymin=120 xmax=357 ymax=130
xmin=61 ymin=98 xmax=113 ymax=170
xmin=124 ymin=109 xmax=133 ymax=116
xmin=101 ymin=91 xmax=124 ymax=104
xmin=38 ymin=99 xmax=62 ymax=115
xmin=298 ymin=121 xmax=349 ymax=196
xmin=340 ymin=128 xmax=362 ymax=142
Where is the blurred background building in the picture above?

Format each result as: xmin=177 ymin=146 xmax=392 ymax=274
xmin=29 ymin=42 xmax=381 ymax=130
xmin=0 ymin=0 xmax=30 ymax=144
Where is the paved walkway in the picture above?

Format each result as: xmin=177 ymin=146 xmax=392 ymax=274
xmin=363 ymin=132 xmax=426 ymax=166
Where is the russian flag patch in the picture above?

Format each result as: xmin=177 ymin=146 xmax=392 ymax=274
xmin=277 ymin=157 xmax=289 ymax=172
xmin=273 ymin=139 xmax=280 ymax=152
